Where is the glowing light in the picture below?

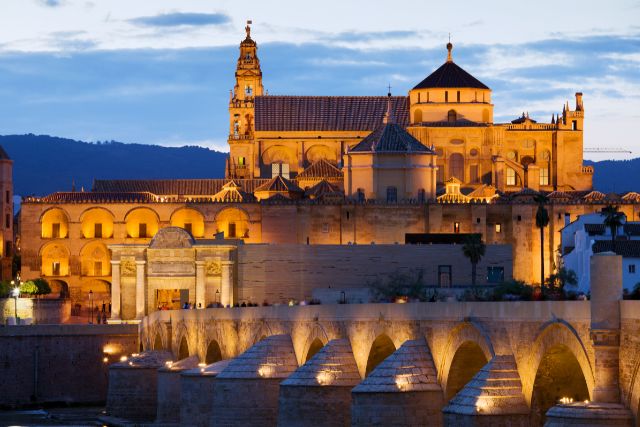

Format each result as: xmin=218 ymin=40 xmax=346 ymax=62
xmin=559 ymin=397 xmax=574 ymax=404
xmin=475 ymin=398 xmax=489 ymax=413
xmin=258 ymin=363 xmax=277 ymax=378
xmin=395 ymin=374 xmax=411 ymax=391
xmin=103 ymin=357 xmax=109 ymax=363
xmin=584 ymin=400 xmax=589 ymax=404
xmin=131 ymin=353 xmax=139 ymax=357
xmin=165 ymin=361 xmax=174 ymax=368
xmin=103 ymin=344 xmax=119 ymax=355
xmin=120 ymin=356 xmax=128 ymax=362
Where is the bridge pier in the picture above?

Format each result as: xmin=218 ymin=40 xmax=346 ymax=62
xmin=277 ymin=339 xmax=361 ymax=427
xmin=211 ymin=334 xmax=298 ymax=426
xmin=351 ymin=339 xmax=444 ymax=426
xmin=155 ymin=355 xmax=200 ymax=424
xmin=442 ymin=355 xmax=530 ymax=426
xmin=179 ymin=359 xmax=232 ymax=427
xmin=105 ymin=350 xmax=172 ymax=423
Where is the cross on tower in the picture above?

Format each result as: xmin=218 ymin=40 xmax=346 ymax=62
xmin=387 ymin=83 xmax=392 ymax=96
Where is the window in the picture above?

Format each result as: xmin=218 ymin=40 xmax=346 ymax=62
xmin=453 ymin=222 xmax=460 ymax=233
xmin=386 ymin=186 xmax=397 ymax=203
xmin=457 ymin=91 xmax=461 ymax=102
xmin=487 ymin=267 xmax=504 ymax=283
xmin=228 ymin=222 xmax=236 ymax=238
xmin=445 ymin=91 xmax=449 ymax=103
xmin=238 ymin=156 xmax=246 ymax=167
xmin=322 ymin=223 xmax=329 ymax=233
xmin=476 ymin=217 xmax=481 ymax=224
xmin=5 ymin=213 xmax=9 ymax=229
xmin=5 ymin=241 xmax=10 ymax=257
xmin=417 ymin=189 xmax=426 ymax=203
xmin=417 ymin=93 xmax=421 ymax=103
xmin=517 ymin=215 xmax=522 ymax=222
xmin=233 ymin=120 xmax=239 ymax=136
xmin=495 ymin=223 xmax=502 ymax=233
xmin=470 ymin=165 xmax=479 ymax=183
xmin=138 ymin=223 xmax=147 ymax=238
xmin=272 ymin=163 xmax=290 ymax=179
xmin=438 ymin=265 xmax=452 ymax=288
xmin=447 ymin=109 xmax=457 ymax=122
xmin=572 ymin=120 xmax=577 ymax=130
xmin=52 ymin=223 xmax=61 ymax=239
xmin=183 ymin=223 xmax=193 ymax=234
xmin=94 ymin=223 xmax=102 ymax=238
xmin=52 ymin=262 xmax=61 ymax=276
xmin=245 ymin=85 xmax=253 ymax=96
xmin=449 ymin=153 xmax=464 ymax=180
xmin=94 ymin=261 xmax=103 ymax=276
xmin=540 ymin=167 xmax=549 ymax=186
xmin=630 ymin=264 xmax=636 ymax=274
xmin=5 ymin=190 xmax=9 ymax=204
xmin=506 ymin=168 xmax=516 ymax=186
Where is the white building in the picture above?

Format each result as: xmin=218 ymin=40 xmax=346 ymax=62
xmin=561 ymin=212 xmax=640 ymax=293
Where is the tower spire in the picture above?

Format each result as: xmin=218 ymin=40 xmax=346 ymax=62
xmin=245 ymin=20 xmax=252 ymax=39
xmin=383 ymin=87 xmax=394 ymax=124
xmin=446 ymin=36 xmax=453 ymax=62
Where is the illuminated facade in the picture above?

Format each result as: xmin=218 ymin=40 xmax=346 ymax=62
xmin=17 ymin=24 xmax=640 ymax=317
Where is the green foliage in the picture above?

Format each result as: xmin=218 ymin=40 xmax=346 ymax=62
xmin=491 ymin=280 xmax=534 ymax=301
xmin=34 ymin=278 xmax=51 ymax=295
xmin=624 ymin=283 xmax=640 ymax=300
xmin=460 ymin=287 xmax=490 ymax=302
xmin=534 ymin=194 xmax=550 ymax=229
xmin=601 ymin=204 xmax=625 ymax=243
xmin=545 ymin=267 xmax=577 ymax=292
xmin=19 ymin=281 xmax=38 ymax=295
xmin=0 ymin=280 xmax=12 ymax=298
xmin=462 ymin=234 xmax=486 ymax=264
xmin=368 ymin=269 xmax=430 ymax=302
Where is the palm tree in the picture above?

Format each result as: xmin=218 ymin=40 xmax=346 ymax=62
xmin=601 ymin=204 xmax=625 ymax=249
xmin=462 ymin=234 xmax=486 ymax=286
xmin=534 ymin=193 xmax=550 ymax=286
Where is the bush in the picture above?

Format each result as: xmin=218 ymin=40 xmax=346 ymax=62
xmin=19 ymin=281 xmax=38 ymax=295
xmin=0 ymin=280 xmax=12 ymax=298
xmin=33 ymin=278 xmax=51 ymax=296
xmin=625 ymin=283 xmax=640 ymax=300
xmin=491 ymin=280 xmax=533 ymax=301
xmin=368 ymin=269 xmax=430 ymax=302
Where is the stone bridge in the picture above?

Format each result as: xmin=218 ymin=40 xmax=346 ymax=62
xmin=117 ymin=253 xmax=640 ymax=426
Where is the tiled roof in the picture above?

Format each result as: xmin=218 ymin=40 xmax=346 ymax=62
xmin=93 ymin=179 xmax=269 ymax=195
xmin=623 ymin=192 xmax=640 ymax=202
xmin=583 ymin=191 xmax=606 ymax=201
xmin=212 ymin=180 xmax=255 ymax=202
xmin=254 ymin=175 xmax=303 ymax=193
xmin=254 ymin=96 xmax=409 ymax=131
xmin=30 ymin=191 xmax=158 ymax=203
xmin=466 ymin=185 xmax=498 ymax=200
xmin=584 ymin=224 xmax=605 ymax=235
xmin=547 ymin=191 xmax=573 ymax=200
xmin=296 ymin=159 xmax=343 ymax=179
xmin=217 ymin=335 xmax=298 ymax=379
xmin=624 ymin=223 xmax=640 ymax=236
xmin=593 ymin=240 xmax=640 ymax=258
xmin=413 ymin=61 xmax=489 ymax=90
xmin=350 ymin=123 xmax=434 ymax=153
xmin=304 ymin=180 xmax=344 ymax=201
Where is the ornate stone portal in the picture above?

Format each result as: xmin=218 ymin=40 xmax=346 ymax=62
xmin=108 ymin=227 xmax=239 ymax=321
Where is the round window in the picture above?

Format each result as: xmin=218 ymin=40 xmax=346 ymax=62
xmin=469 ymin=148 xmax=479 ymax=157
xmin=506 ymin=151 xmax=516 ymax=160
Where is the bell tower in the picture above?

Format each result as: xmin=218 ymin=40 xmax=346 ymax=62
xmin=227 ymin=20 xmax=263 ymax=178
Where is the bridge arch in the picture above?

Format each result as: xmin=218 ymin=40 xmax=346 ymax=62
xmin=523 ymin=321 xmax=594 ymax=407
xmin=298 ymin=323 xmax=330 ymax=365
xmin=154 ymin=332 xmax=164 ymax=350
xmin=365 ymin=334 xmax=396 ymax=377
xmin=205 ymin=339 xmax=223 ymax=364
xmin=173 ymin=322 xmax=196 ymax=360
xmin=437 ymin=321 xmax=495 ymax=397
xmin=178 ymin=336 xmax=190 ymax=360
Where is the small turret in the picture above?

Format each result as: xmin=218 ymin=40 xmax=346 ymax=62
xmin=575 ymin=92 xmax=584 ymax=111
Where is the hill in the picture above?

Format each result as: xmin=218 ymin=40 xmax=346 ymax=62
xmin=0 ymin=134 xmax=227 ymax=196
xmin=0 ymin=134 xmax=637 ymax=197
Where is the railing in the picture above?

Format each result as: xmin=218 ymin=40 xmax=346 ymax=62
xmin=228 ymin=134 xmax=253 ymax=141
xmin=582 ymin=166 xmax=594 ymax=174
xmin=502 ymin=123 xmax=557 ymax=130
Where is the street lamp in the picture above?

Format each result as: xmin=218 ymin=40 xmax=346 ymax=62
xmin=88 ymin=290 xmax=93 ymax=324
xmin=11 ymin=284 xmax=20 ymax=325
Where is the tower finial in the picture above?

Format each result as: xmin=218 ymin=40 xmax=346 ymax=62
xmin=383 ymin=87 xmax=394 ymax=124
xmin=245 ymin=20 xmax=252 ymax=39
xmin=446 ymin=37 xmax=453 ymax=62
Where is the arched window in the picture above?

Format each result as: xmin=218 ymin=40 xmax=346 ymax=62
xmin=506 ymin=168 xmax=516 ymax=186
xmin=449 ymin=153 xmax=464 ymax=180
xmin=445 ymin=91 xmax=449 ymax=103
xmin=448 ymin=109 xmax=457 ymax=122
xmin=386 ymin=187 xmax=397 ymax=203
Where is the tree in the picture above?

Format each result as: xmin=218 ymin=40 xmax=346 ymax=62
xmin=601 ymin=204 xmax=625 ymax=248
xmin=546 ymin=267 xmax=577 ymax=292
xmin=368 ymin=269 xmax=428 ymax=302
xmin=462 ymin=234 xmax=486 ymax=286
xmin=534 ymin=193 xmax=550 ymax=286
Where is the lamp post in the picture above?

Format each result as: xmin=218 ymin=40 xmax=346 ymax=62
xmin=11 ymin=284 xmax=19 ymax=325
xmin=88 ymin=290 xmax=93 ymax=324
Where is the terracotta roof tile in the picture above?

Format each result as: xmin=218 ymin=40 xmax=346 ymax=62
xmin=29 ymin=192 xmax=158 ymax=203
xmin=350 ymin=123 xmax=433 ymax=153
xmin=593 ymin=240 xmax=640 ymax=258
xmin=413 ymin=61 xmax=489 ymax=90
xmin=93 ymin=179 xmax=269 ymax=195
xmin=254 ymin=175 xmax=303 ymax=193
xmin=296 ymin=159 xmax=343 ymax=179
xmin=254 ymin=96 xmax=409 ymax=131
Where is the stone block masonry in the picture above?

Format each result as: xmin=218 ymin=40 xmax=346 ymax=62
xmin=0 ymin=324 xmax=138 ymax=406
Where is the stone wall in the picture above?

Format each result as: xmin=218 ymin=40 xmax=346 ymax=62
xmin=237 ymin=243 xmax=512 ymax=304
xmin=0 ymin=324 xmax=138 ymax=406
xmin=0 ymin=298 xmax=71 ymax=324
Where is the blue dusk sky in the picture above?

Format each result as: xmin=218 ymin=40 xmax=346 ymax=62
xmin=0 ymin=0 xmax=638 ymax=161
